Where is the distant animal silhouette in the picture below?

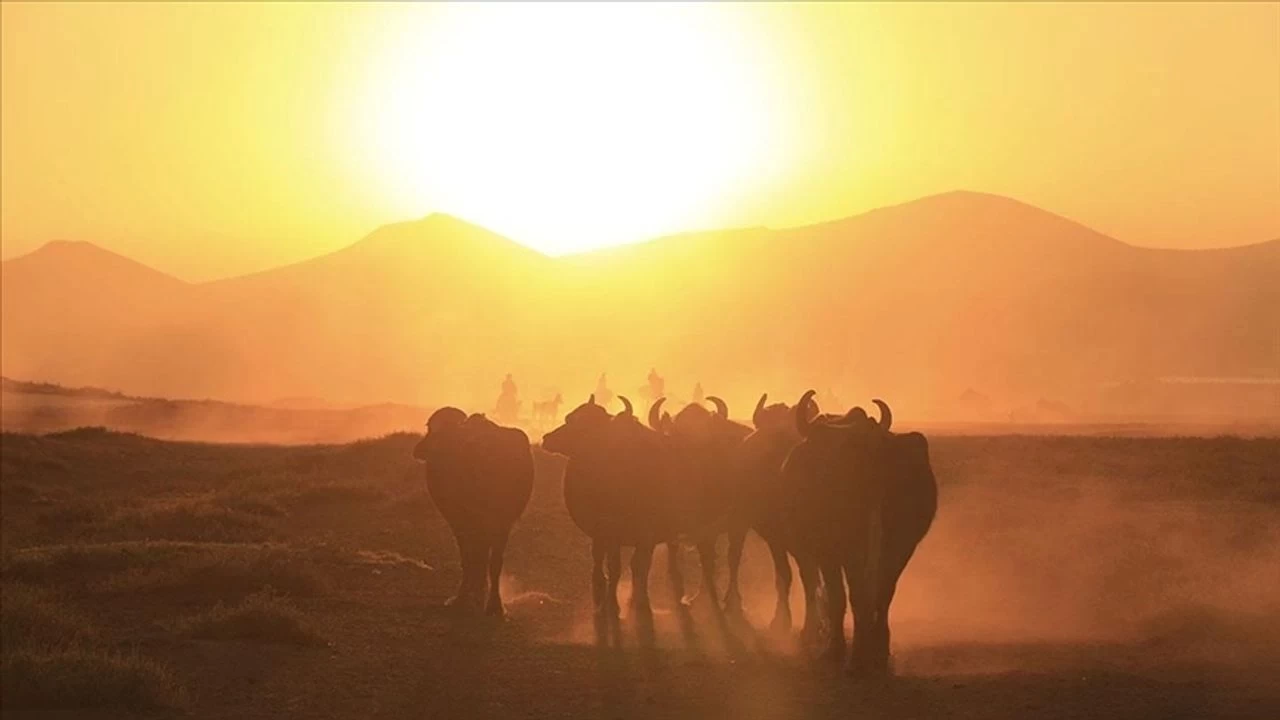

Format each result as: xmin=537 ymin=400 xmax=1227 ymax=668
xmin=412 ymin=408 xmax=534 ymax=616
xmin=781 ymin=391 xmax=937 ymax=672
xmin=541 ymin=395 xmax=680 ymax=621
xmin=531 ymin=393 xmax=563 ymax=424
xmin=493 ymin=374 xmax=521 ymax=425
xmin=637 ymin=368 xmax=665 ymax=406
xmin=593 ymin=374 xmax=615 ymax=409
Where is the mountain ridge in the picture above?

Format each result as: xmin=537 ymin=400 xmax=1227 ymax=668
xmin=3 ymin=191 xmax=1276 ymax=417
xmin=6 ymin=192 xmax=1277 ymax=284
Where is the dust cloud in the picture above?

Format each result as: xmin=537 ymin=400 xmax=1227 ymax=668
xmin=508 ymin=436 xmax=1280 ymax=680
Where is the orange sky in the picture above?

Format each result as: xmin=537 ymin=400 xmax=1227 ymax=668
xmin=2 ymin=2 xmax=1278 ymax=280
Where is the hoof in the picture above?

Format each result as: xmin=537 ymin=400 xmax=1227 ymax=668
xmin=484 ymin=598 xmax=505 ymax=618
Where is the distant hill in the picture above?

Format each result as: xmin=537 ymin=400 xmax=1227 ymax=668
xmin=3 ymin=192 xmax=1277 ymax=422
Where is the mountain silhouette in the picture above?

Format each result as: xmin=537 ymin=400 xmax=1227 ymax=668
xmin=3 ymin=192 xmax=1276 ymax=418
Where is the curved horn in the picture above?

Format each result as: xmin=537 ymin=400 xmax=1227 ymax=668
xmin=795 ymin=390 xmax=817 ymax=437
xmin=618 ymin=395 xmax=634 ymax=416
xmin=753 ymin=393 xmax=768 ymax=428
xmin=873 ymin=399 xmax=892 ymax=431
xmin=706 ymin=395 xmax=728 ymax=419
xmin=648 ymin=397 xmax=667 ymax=431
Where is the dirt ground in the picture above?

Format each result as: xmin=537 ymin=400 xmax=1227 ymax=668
xmin=2 ymin=429 xmax=1278 ymax=719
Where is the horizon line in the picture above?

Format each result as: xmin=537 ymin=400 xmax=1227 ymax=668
xmin=3 ymin=188 xmax=1277 ymax=284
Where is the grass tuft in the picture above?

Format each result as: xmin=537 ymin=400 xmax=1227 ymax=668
xmin=176 ymin=588 xmax=324 ymax=646
xmin=97 ymin=496 xmax=269 ymax=542
xmin=0 ymin=581 xmax=186 ymax=710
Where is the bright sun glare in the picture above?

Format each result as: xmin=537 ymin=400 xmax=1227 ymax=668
xmin=352 ymin=3 xmax=789 ymax=255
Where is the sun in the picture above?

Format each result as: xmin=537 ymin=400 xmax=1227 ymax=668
xmin=347 ymin=3 xmax=791 ymax=255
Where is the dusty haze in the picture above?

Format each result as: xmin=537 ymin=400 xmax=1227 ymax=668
xmin=3 ymin=192 xmax=1277 ymax=428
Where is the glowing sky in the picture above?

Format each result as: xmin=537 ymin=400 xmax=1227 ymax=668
xmin=2 ymin=2 xmax=1277 ymax=279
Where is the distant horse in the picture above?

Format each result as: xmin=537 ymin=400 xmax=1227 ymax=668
xmin=532 ymin=393 xmax=563 ymax=425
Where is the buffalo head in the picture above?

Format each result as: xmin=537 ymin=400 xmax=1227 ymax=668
xmin=541 ymin=394 xmax=612 ymax=457
xmin=794 ymin=390 xmax=892 ymax=441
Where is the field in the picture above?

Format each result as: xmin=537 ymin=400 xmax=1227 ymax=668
xmin=2 ymin=428 xmax=1278 ymax=719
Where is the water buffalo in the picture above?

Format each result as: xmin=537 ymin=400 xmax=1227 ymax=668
xmin=647 ymin=396 xmax=751 ymax=613
xmin=737 ymin=393 xmax=825 ymax=638
xmin=413 ymin=408 xmax=534 ymax=616
xmin=782 ymin=391 xmax=937 ymax=672
xmin=542 ymin=395 xmax=678 ymax=620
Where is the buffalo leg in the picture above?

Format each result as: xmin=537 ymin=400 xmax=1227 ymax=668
xmin=847 ymin=544 xmax=888 ymax=675
xmin=767 ymin=542 xmax=794 ymax=633
xmin=484 ymin=531 xmax=509 ymax=617
xmin=696 ymin=538 xmax=720 ymax=612
xmin=449 ymin=532 xmax=484 ymax=611
xmin=866 ymin=538 xmax=922 ymax=673
xmin=591 ymin=540 xmax=608 ymax=616
xmin=630 ymin=542 xmax=655 ymax=617
xmin=666 ymin=541 xmax=688 ymax=606
xmin=848 ymin=570 xmax=878 ymax=674
xmin=724 ymin=526 xmax=747 ymax=616
xmin=797 ymin=556 xmax=822 ymax=647
xmin=819 ymin=561 xmax=847 ymax=663
xmin=604 ymin=545 xmax=622 ymax=617
xmin=444 ymin=533 xmax=469 ymax=606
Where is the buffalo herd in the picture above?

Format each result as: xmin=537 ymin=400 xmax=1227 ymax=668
xmin=412 ymin=390 xmax=937 ymax=675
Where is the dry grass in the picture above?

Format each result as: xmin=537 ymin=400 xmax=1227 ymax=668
xmin=176 ymin=588 xmax=325 ymax=646
xmin=2 ymin=428 xmax=1276 ymax=719
xmin=0 ymin=582 xmax=186 ymax=710
xmin=98 ymin=495 xmax=271 ymax=543
xmin=1 ymin=646 xmax=187 ymax=710
xmin=0 ymin=582 xmax=96 ymax=649
xmin=3 ymin=541 xmax=327 ymax=600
